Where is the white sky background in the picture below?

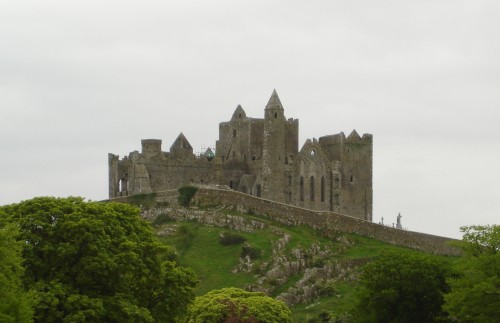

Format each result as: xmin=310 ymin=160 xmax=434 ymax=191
xmin=1 ymin=1 xmax=499 ymax=239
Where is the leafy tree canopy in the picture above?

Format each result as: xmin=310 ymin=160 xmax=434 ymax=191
xmin=0 ymin=197 xmax=197 ymax=322
xmin=184 ymin=287 xmax=291 ymax=322
xmin=444 ymin=225 xmax=500 ymax=322
xmin=354 ymin=251 xmax=451 ymax=323
xmin=0 ymin=221 xmax=33 ymax=323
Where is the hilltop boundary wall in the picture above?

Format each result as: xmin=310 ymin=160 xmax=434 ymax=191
xmin=191 ymin=188 xmax=460 ymax=256
xmin=108 ymin=187 xmax=460 ymax=256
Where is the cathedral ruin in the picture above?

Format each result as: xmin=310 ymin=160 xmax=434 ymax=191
xmin=108 ymin=90 xmax=373 ymax=221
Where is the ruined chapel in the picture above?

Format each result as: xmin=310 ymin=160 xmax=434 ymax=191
xmin=108 ymin=90 xmax=373 ymax=221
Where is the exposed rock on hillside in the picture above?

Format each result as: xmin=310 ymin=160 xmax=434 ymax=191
xmin=150 ymin=206 xmax=369 ymax=306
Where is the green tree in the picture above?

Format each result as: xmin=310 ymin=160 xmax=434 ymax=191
xmin=354 ymin=251 xmax=451 ymax=323
xmin=0 ymin=221 xmax=33 ymax=322
xmin=444 ymin=225 xmax=500 ymax=322
xmin=184 ymin=287 xmax=291 ymax=322
xmin=1 ymin=197 xmax=197 ymax=322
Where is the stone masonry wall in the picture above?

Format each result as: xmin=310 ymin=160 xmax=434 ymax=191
xmin=108 ymin=187 xmax=460 ymax=256
xmin=191 ymin=188 xmax=460 ymax=256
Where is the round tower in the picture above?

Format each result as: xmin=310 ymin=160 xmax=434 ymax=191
xmin=262 ymin=89 xmax=287 ymax=202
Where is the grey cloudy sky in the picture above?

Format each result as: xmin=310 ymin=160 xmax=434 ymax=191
xmin=1 ymin=1 xmax=499 ymax=239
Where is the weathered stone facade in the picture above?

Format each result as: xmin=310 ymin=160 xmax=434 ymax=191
xmin=109 ymin=90 xmax=373 ymax=220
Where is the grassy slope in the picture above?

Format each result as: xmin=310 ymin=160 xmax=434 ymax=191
xmin=155 ymin=210 xmax=457 ymax=321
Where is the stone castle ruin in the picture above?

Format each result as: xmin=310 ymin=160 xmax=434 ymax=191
xmin=108 ymin=90 xmax=373 ymax=221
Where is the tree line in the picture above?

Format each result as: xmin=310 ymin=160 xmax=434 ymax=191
xmin=0 ymin=197 xmax=498 ymax=322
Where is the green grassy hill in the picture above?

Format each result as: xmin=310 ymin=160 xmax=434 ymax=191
xmin=151 ymin=205 xmax=457 ymax=321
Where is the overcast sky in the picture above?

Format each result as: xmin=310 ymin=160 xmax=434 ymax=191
xmin=1 ymin=1 xmax=499 ymax=239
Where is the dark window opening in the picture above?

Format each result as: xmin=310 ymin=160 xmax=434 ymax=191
xmin=244 ymin=154 xmax=247 ymax=162
xmin=321 ymin=176 xmax=325 ymax=202
xmin=329 ymin=173 xmax=334 ymax=211
xmin=229 ymin=180 xmax=233 ymax=189
xmin=350 ymin=175 xmax=354 ymax=183
xmin=274 ymin=112 xmax=277 ymax=118
xmin=300 ymin=177 xmax=304 ymax=201
xmin=256 ymin=184 xmax=262 ymax=197
xmin=310 ymin=176 xmax=315 ymax=202
xmin=233 ymin=129 xmax=236 ymax=137
xmin=252 ymin=156 xmax=256 ymax=161
xmin=288 ymin=176 xmax=292 ymax=186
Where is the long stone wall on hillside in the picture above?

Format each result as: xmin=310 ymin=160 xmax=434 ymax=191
xmin=107 ymin=187 xmax=460 ymax=256
xmin=192 ymin=188 xmax=461 ymax=256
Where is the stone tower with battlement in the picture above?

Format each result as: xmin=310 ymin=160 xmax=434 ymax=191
xmin=108 ymin=90 xmax=373 ymax=221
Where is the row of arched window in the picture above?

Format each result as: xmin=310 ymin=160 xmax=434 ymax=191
xmin=299 ymin=175 xmax=326 ymax=202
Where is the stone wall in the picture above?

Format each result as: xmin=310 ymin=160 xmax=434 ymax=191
xmin=191 ymin=188 xmax=460 ymax=256
xmin=108 ymin=187 xmax=460 ymax=256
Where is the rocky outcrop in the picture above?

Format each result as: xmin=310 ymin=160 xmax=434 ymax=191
xmin=146 ymin=206 xmax=266 ymax=233
xmin=276 ymin=258 xmax=367 ymax=306
xmin=148 ymin=206 xmax=364 ymax=306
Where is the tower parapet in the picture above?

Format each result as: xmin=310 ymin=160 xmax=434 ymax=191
xmin=141 ymin=139 xmax=162 ymax=156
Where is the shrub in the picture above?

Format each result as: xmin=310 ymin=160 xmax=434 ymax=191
xmin=128 ymin=192 xmax=157 ymax=209
xmin=241 ymin=244 xmax=261 ymax=260
xmin=176 ymin=224 xmax=195 ymax=254
xmin=219 ymin=232 xmax=246 ymax=246
xmin=178 ymin=186 xmax=198 ymax=207
xmin=153 ymin=213 xmax=173 ymax=226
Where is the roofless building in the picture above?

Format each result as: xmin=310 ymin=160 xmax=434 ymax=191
xmin=108 ymin=90 xmax=373 ymax=220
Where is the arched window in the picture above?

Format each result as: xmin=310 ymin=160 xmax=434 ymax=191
xmin=300 ymin=176 xmax=304 ymax=201
xmin=329 ymin=172 xmax=334 ymax=211
xmin=229 ymin=180 xmax=233 ymax=189
xmin=321 ymin=176 xmax=325 ymax=202
xmin=119 ymin=178 xmax=128 ymax=193
xmin=256 ymin=184 xmax=262 ymax=197
xmin=310 ymin=176 xmax=315 ymax=202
